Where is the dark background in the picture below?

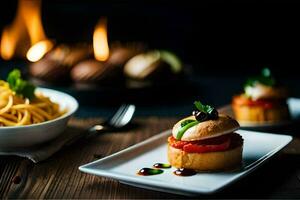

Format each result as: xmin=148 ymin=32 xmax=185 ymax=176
xmin=0 ymin=0 xmax=300 ymax=116
xmin=1 ymin=1 xmax=300 ymax=75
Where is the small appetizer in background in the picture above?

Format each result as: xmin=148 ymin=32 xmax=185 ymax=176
xmin=232 ymin=68 xmax=290 ymax=123
xmin=124 ymin=50 xmax=183 ymax=88
xmin=168 ymin=101 xmax=243 ymax=171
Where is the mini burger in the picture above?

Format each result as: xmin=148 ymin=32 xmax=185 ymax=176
xmin=232 ymin=68 xmax=290 ymax=123
xmin=168 ymin=101 xmax=243 ymax=171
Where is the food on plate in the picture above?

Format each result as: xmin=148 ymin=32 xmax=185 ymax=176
xmin=70 ymin=59 xmax=108 ymax=83
xmin=232 ymin=68 xmax=290 ymax=123
xmin=106 ymin=43 xmax=145 ymax=68
xmin=0 ymin=69 xmax=65 ymax=126
xmin=29 ymin=57 xmax=70 ymax=82
xmin=124 ymin=50 xmax=182 ymax=81
xmin=29 ymin=44 xmax=93 ymax=83
xmin=71 ymin=43 xmax=145 ymax=84
xmin=168 ymin=101 xmax=243 ymax=171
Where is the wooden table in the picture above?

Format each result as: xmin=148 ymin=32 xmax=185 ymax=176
xmin=1 ymin=117 xmax=300 ymax=199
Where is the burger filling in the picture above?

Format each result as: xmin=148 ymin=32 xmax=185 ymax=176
xmin=233 ymin=95 xmax=287 ymax=109
xmin=168 ymin=133 xmax=243 ymax=153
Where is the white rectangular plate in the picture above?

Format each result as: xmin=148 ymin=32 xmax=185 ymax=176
xmin=79 ymin=130 xmax=292 ymax=196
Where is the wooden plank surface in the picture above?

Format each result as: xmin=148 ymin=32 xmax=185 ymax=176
xmin=0 ymin=117 xmax=300 ymax=199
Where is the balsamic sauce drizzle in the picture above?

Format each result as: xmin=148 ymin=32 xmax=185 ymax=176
xmin=138 ymin=163 xmax=197 ymax=176
xmin=153 ymin=163 xmax=171 ymax=169
xmin=173 ymin=168 xmax=197 ymax=176
xmin=137 ymin=168 xmax=163 ymax=176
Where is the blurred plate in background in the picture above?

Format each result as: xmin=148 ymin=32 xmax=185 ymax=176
xmin=219 ymin=98 xmax=300 ymax=130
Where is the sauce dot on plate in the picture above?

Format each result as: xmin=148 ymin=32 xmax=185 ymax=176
xmin=137 ymin=168 xmax=163 ymax=176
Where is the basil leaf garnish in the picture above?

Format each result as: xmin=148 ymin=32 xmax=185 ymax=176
xmin=194 ymin=101 xmax=215 ymax=114
xmin=244 ymin=67 xmax=275 ymax=89
xmin=181 ymin=119 xmax=196 ymax=127
xmin=176 ymin=120 xmax=199 ymax=140
xmin=7 ymin=69 xmax=36 ymax=100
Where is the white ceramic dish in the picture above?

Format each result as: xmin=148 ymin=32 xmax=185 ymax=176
xmin=0 ymin=88 xmax=78 ymax=149
xmin=219 ymin=98 xmax=300 ymax=130
xmin=79 ymin=129 xmax=292 ymax=196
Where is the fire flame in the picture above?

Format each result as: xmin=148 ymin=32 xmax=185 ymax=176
xmin=0 ymin=0 xmax=52 ymax=61
xmin=21 ymin=0 xmax=46 ymax=45
xmin=93 ymin=18 xmax=109 ymax=61
xmin=0 ymin=28 xmax=17 ymax=60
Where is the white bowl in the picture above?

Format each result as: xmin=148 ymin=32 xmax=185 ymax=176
xmin=0 ymin=88 xmax=79 ymax=149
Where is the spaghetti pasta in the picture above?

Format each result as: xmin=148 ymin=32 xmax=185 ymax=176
xmin=0 ymin=80 xmax=65 ymax=127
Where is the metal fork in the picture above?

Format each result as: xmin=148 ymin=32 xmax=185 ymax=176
xmin=66 ymin=104 xmax=136 ymax=145
xmin=89 ymin=104 xmax=136 ymax=134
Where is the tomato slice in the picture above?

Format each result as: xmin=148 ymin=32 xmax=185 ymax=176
xmin=232 ymin=95 xmax=281 ymax=109
xmin=183 ymin=139 xmax=230 ymax=153
xmin=168 ymin=134 xmax=232 ymax=153
xmin=168 ymin=136 xmax=189 ymax=149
